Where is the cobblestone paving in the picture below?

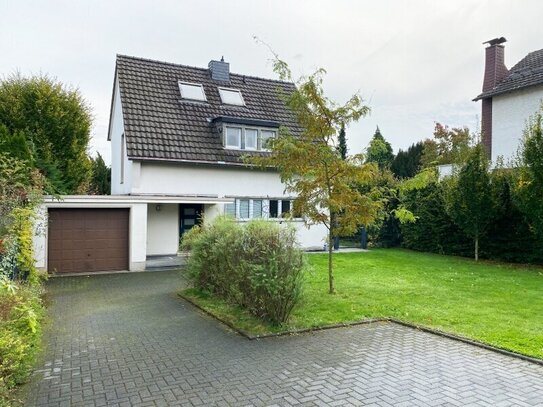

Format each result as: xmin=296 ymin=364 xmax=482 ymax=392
xmin=26 ymin=270 xmax=543 ymax=406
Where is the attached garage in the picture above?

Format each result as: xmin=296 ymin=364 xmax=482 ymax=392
xmin=47 ymin=208 xmax=129 ymax=273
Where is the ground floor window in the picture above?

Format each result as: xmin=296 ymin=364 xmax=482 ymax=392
xmin=224 ymin=198 xmax=297 ymax=220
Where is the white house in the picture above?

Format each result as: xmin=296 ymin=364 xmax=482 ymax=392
xmin=474 ymin=37 xmax=543 ymax=164
xmin=33 ymin=55 xmax=327 ymax=274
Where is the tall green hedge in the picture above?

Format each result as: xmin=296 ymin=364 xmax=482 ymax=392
xmin=399 ymin=180 xmax=543 ymax=264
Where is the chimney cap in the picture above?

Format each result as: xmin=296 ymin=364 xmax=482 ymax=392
xmin=483 ymin=37 xmax=507 ymax=46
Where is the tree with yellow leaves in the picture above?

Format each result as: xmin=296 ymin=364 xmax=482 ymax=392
xmin=249 ymin=57 xmax=380 ymax=294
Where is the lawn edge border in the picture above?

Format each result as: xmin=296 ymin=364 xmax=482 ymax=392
xmin=388 ymin=318 xmax=543 ymax=366
xmin=179 ymin=292 xmax=543 ymax=366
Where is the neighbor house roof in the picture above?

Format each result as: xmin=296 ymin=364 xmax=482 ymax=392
xmin=474 ymin=48 xmax=543 ymax=101
xmin=113 ymin=54 xmax=302 ymax=165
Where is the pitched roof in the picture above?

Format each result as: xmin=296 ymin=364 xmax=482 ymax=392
xmin=114 ymin=54 xmax=302 ymax=164
xmin=474 ymin=48 xmax=543 ymax=101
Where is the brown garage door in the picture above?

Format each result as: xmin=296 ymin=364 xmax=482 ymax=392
xmin=48 ymin=208 xmax=129 ymax=273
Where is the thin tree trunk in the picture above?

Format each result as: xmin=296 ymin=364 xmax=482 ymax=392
xmin=475 ymin=237 xmax=479 ymax=261
xmin=328 ymin=226 xmax=334 ymax=294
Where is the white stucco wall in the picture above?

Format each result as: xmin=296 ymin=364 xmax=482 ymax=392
xmin=146 ymin=203 xmax=179 ymax=256
xmin=200 ymin=203 xmax=327 ymax=249
xmin=33 ymin=199 xmax=148 ymax=272
xmin=109 ymin=77 xmax=134 ymax=195
xmin=492 ymin=84 xmax=543 ymax=164
xmin=135 ymin=162 xmax=286 ymax=197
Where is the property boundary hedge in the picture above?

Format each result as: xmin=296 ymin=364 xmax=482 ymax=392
xmin=399 ymin=181 xmax=543 ymax=264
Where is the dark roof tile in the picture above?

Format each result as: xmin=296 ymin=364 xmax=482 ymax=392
xmin=474 ymin=48 xmax=543 ymax=100
xmin=116 ymin=55 xmax=301 ymax=164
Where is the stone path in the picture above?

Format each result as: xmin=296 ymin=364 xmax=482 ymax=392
xmin=25 ymin=270 xmax=543 ymax=406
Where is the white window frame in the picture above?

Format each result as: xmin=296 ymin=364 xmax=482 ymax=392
xmin=178 ymin=81 xmax=207 ymax=102
xmin=244 ymin=128 xmax=258 ymax=151
xmin=237 ymin=199 xmax=250 ymax=220
xmin=225 ymin=126 xmax=242 ymax=149
xmin=120 ymin=133 xmax=125 ymax=184
xmin=260 ymin=129 xmax=276 ymax=151
xmin=218 ymin=87 xmax=245 ymax=106
xmin=227 ymin=198 xmax=301 ymax=221
xmin=222 ymin=124 xmax=277 ymax=151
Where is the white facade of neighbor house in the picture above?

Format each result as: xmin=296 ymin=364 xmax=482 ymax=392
xmin=491 ymin=84 xmax=543 ymax=164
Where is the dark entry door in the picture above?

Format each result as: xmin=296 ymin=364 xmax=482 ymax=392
xmin=179 ymin=204 xmax=203 ymax=236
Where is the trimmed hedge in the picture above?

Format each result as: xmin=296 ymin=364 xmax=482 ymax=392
xmin=399 ymin=181 xmax=543 ymax=264
xmin=181 ymin=217 xmax=306 ymax=325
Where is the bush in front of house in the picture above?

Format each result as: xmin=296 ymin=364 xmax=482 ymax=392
xmin=181 ymin=217 xmax=306 ymax=325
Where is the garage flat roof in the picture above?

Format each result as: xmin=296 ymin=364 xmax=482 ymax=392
xmin=43 ymin=195 xmax=234 ymax=205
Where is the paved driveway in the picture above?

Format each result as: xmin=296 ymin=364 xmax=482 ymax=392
xmin=26 ymin=271 xmax=543 ymax=406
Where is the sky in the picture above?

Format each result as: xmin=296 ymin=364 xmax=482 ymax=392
xmin=1 ymin=0 xmax=543 ymax=165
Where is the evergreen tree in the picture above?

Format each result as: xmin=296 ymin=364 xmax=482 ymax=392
xmin=365 ymin=126 xmax=394 ymax=169
xmin=443 ymin=144 xmax=497 ymax=261
xmin=515 ymin=104 xmax=543 ymax=238
xmin=391 ymin=141 xmax=424 ymax=178
xmin=89 ymin=153 xmax=111 ymax=195
xmin=337 ymin=123 xmax=347 ymax=160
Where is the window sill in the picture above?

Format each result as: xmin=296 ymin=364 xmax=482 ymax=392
xmin=235 ymin=218 xmax=305 ymax=223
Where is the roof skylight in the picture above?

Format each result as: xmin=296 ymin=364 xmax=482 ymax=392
xmin=218 ymin=87 xmax=245 ymax=106
xmin=179 ymin=81 xmax=206 ymax=101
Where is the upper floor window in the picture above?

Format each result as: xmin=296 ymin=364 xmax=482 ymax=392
xmin=223 ymin=125 xmax=276 ymax=151
xmin=260 ymin=130 xmax=276 ymax=150
xmin=179 ymin=81 xmax=207 ymax=101
xmin=225 ymin=127 xmax=242 ymax=148
xmin=218 ymin=87 xmax=244 ymax=106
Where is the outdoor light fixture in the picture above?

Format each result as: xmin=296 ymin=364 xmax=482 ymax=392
xmin=156 ymin=204 xmax=161 ymax=212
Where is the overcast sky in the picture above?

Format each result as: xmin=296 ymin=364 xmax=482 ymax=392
xmin=2 ymin=0 xmax=543 ymax=164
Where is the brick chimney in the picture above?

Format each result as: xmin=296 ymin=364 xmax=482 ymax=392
xmin=482 ymin=37 xmax=508 ymax=92
xmin=208 ymin=57 xmax=230 ymax=82
xmin=480 ymin=37 xmax=508 ymax=159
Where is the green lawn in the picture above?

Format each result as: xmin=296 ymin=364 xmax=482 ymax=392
xmin=181 ymin=248 xmax=543 ymax=359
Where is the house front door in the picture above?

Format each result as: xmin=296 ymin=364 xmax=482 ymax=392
xmin=179 ymin=204 xmax=203 ymax=237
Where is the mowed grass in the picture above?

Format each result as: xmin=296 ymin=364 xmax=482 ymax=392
xmin=182 ymin=248 xmax=543 ymax=358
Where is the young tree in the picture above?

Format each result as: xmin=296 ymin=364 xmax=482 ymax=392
xmin=249 ymin=59 xmax=379 ymax=294
xmin=89 ymin=153 xmax=111 ymax=195
xmin=443 ymin=144 xmax=496 ymax=260
xmin=0 ymin=74 xmax=93 ymax=193
xmin=515 ymin=104 xmax=543 ymax=238
xmin=391 ymin=141 xmax=424 ymax=178
xmin=365 ymin=126 xmax=394 ymax=170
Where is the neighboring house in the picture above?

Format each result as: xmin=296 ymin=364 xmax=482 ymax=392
xmin=474 ymin=37 xmax=543 ymax=164
xmin=33 ymin=55 xmax=327 ymax=274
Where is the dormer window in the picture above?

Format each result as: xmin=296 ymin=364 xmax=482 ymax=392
xmin=218 ymin=87 xmax=245 ymax=106
xmin=223 ymin=125 xmax=275 ymax=151
xmin=179 ymin=81 xmax=206 ymax=101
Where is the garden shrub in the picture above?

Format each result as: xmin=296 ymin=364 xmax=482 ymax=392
xmin=182 ymin=217 xmax=306 ymax=324
xmin=0 ymin=153 xmax=46 ymax=405
xmin=0 ymin=282 xmax=44 ymax=405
